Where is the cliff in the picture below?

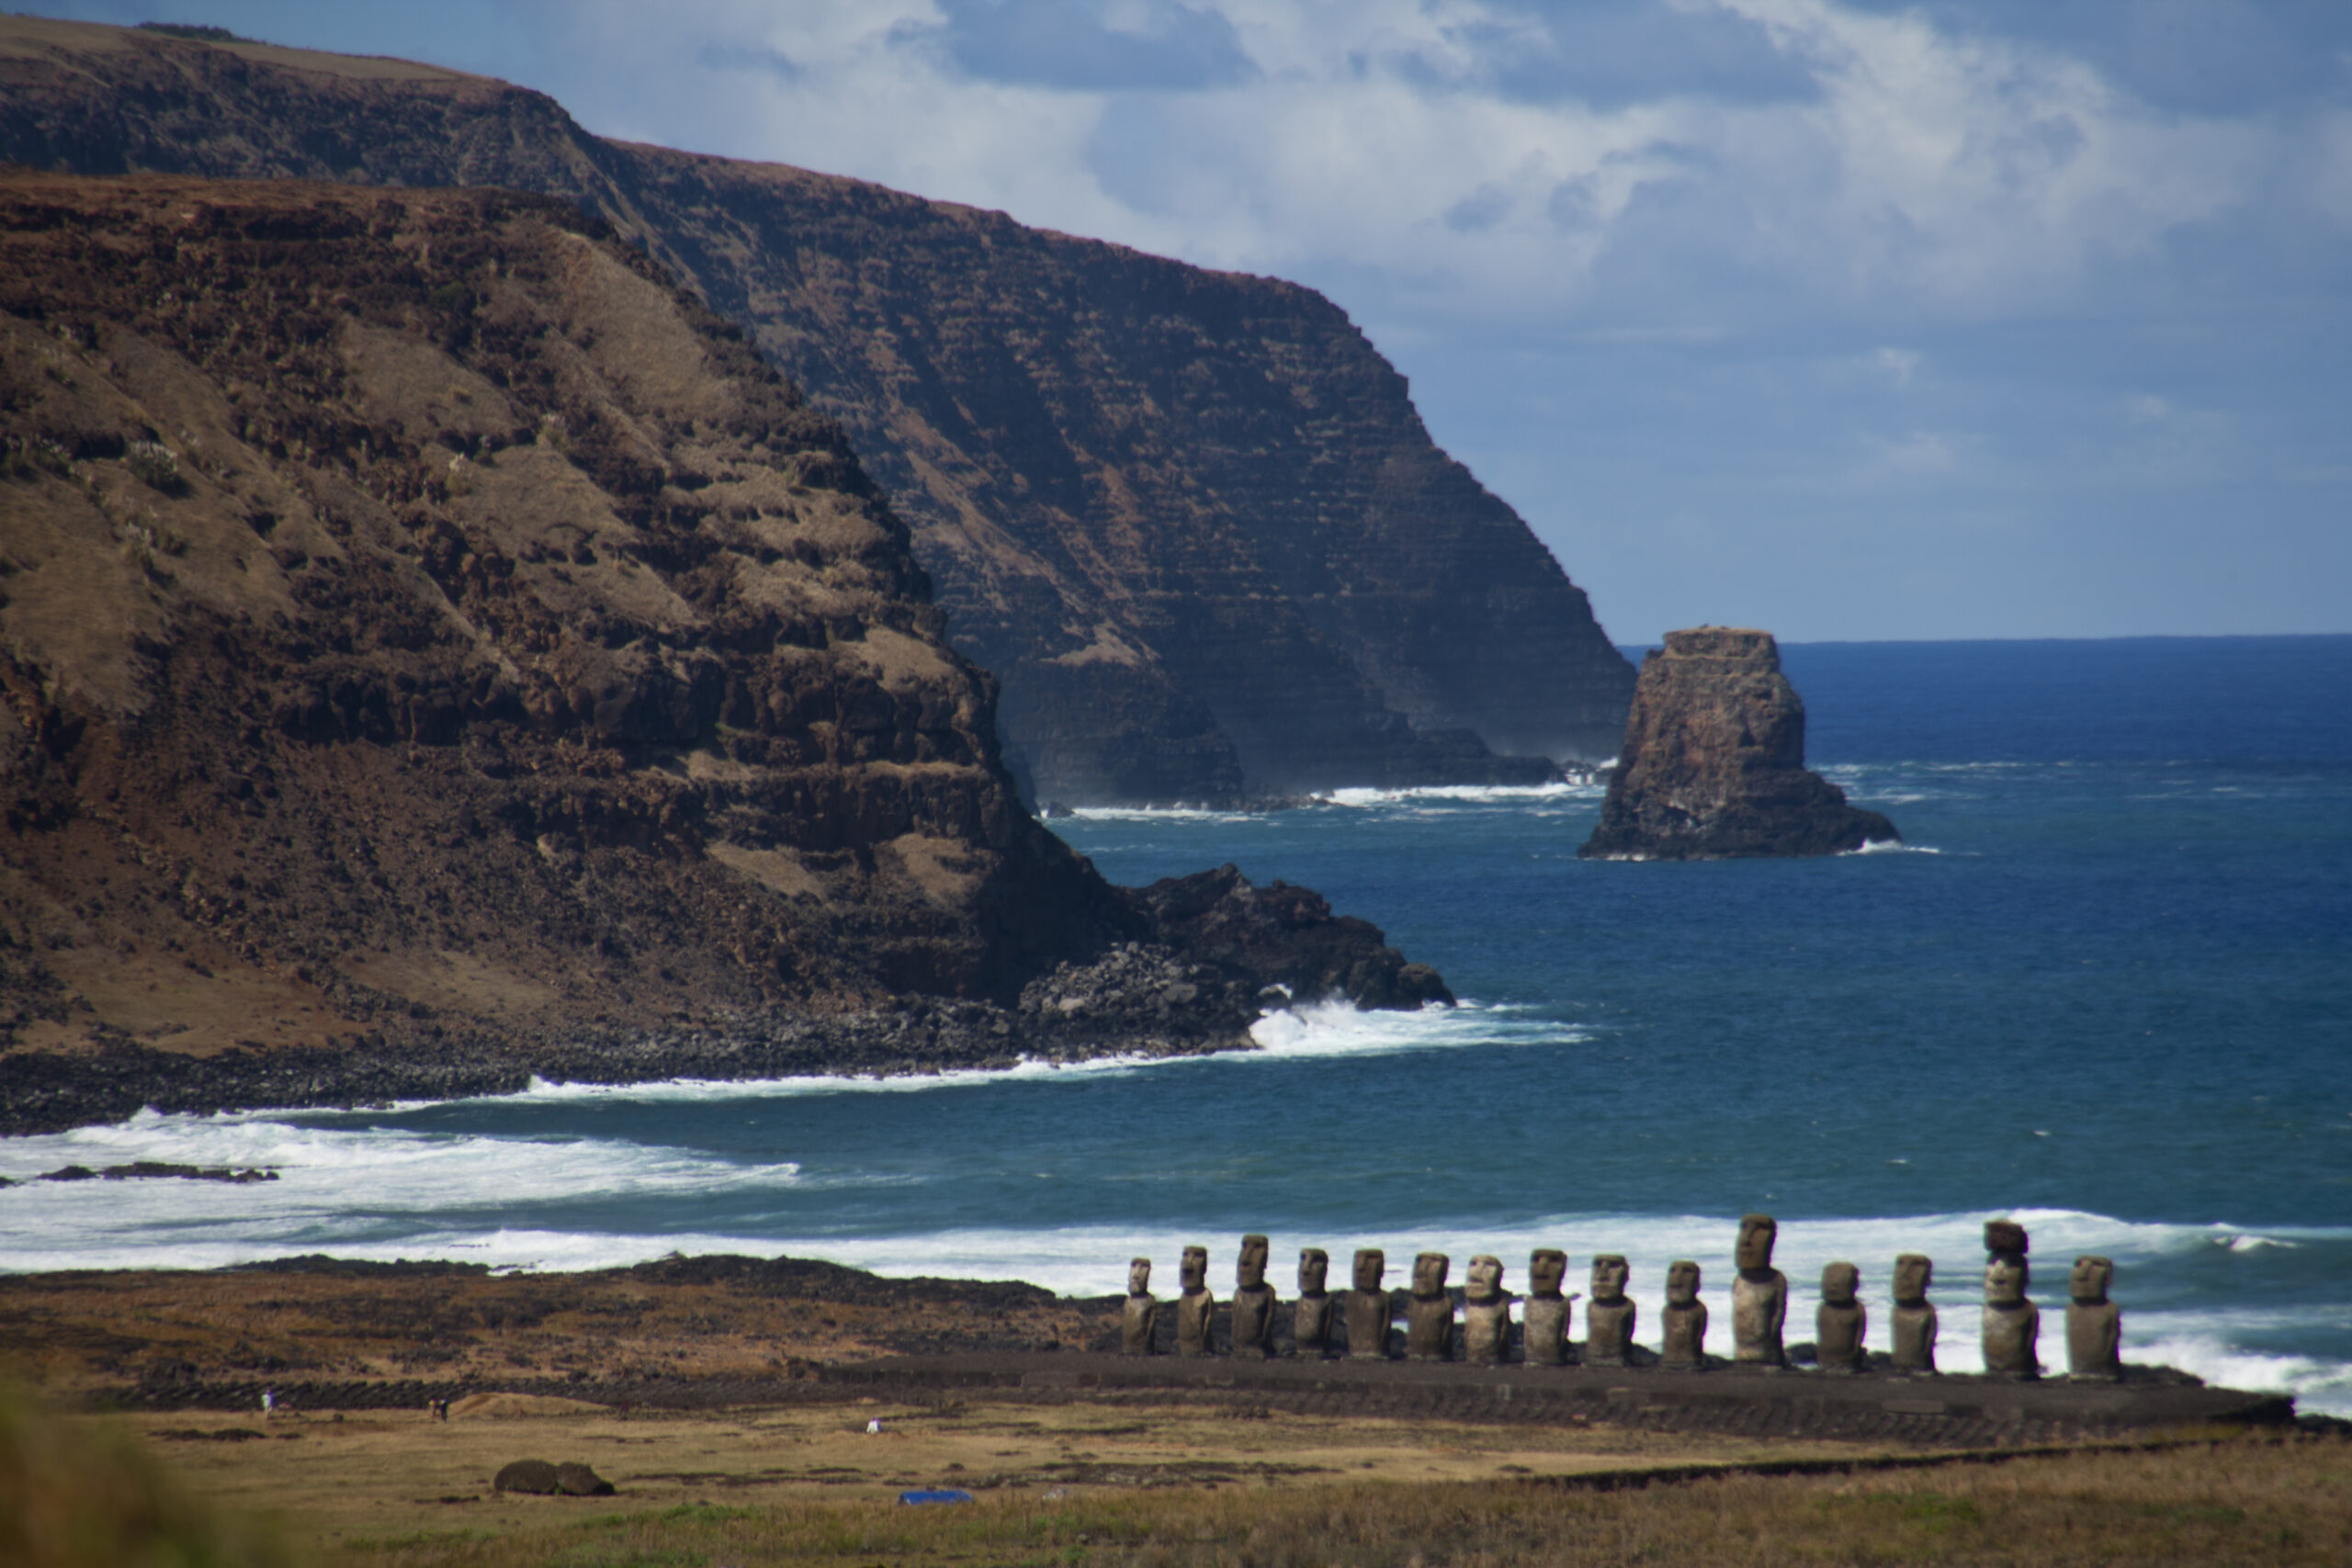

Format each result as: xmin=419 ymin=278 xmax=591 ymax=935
xmin=0 ymin=16 xmax=1635 ymax=804
xmin=0 ymin=170 xmax=1440 ymax=1133
xmin=1578 ymin=628 xmax=1899 ymax=860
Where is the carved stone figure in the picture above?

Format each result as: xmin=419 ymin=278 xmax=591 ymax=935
xmin=1405 ymin=1252 xmax=1454 ymax=1361
xmin=1731 ymin=1213 xmax=1788 ymax=1368
xmin=1585 ymin=1254 xmax=1635 ymax=1368
xmin=1522 ymin=1249 xmax=1574 ymax=1367
xmin=1659 ymin=1260 xmax=1708 ymax=1370
xmin=1981 ymin=1254 xmax=2041 ymax=1379
xmin=1461 ymin=1254 xmax=1511 ymax=1364
xmin=1121 ymin=1257 xmax=1158 ymax=1356
xmin=1229 ymin=1234 xmax=1279 ymax=1357
xmin=2065 ymin=1256 xmax=2121 ymax=1382
xmin=1815 ymin=1261 xmax=1868 ymax=1373
xmin=1293 ymin=1247 xmax=1335 ymax=1357
xmin=1175 ymin=1244 xmax=1217 ymax=1356
xmin=1345 ymin=1248 xmax=1392 ymax=1359
xmin=1889 ymin=1253 xmax=1938 ymax=1374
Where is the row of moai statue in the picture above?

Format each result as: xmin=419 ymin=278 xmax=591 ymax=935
xmin=1120 ymin=1218 xmax=2121 ymax=1380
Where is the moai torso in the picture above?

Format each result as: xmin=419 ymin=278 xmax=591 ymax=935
xmin=1229 ymin=1234 xmax=1279 ymax=1358
xmin=1659 ymin=1260 xmax=1707 ymax=1370
xmin=1889 ymin=1254 xmax=1938 ymax=1374
xmin=1585 ymin=1255 xmax=1635 ymax=1367
xmin=1405 ymin=1252 xmax=1454 ymax=1361
xmin=1344 ymin=1249 xmax=1393 ymax=1359
xmin=1293 ymin=1248 xmax=1335 ymax=1358
xmin=1815 ymin=1262 xmax=1868 ymax=1373
xmin=1731 ymin=1213 xmax=1788 ymax=1367
xmin=1522 ymin=1249 xmax=1572 ymax=1366
xmin=1175 ymin=1245 xmax=1218 ymax=1356
xmin=1120 ymin=1257 xmax=1159 ymax=1356
xmin=1461 ymin=1255 xmax=1511 ymax=1364
xmin=1981 ymin=1249 xmax=2040 ymax=1379
xmin=2065 ymin=1256 xmax=2121 ymax=1382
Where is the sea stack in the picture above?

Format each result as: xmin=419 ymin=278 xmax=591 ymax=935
xmin=1579 ymin=627 xmax=1898 ymax=860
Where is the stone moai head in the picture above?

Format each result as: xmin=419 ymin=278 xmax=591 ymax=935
xmin=2069 ymin=1255 xmax=2113 ymax=1304
xmin=1666 ymin=1259 xmax=1702 ymax=1306
xmin=1736 ymin=1213 xmax=1778 ymax=1273
xmin=1411 ymin=1252 xmax=1450 ymax=1298
xmin=1894 ymin=1254 xmax=1932 ymax=1305
xmin=1531 ymin=1249 xmax=1567 ymax=1299
xmin=1352 ymin=1248 xmax=1385 ymax=1292
xmin=1128 ymin=1257 xmax=1152 ymax=1296
xmin=1591 ymin=1255 xmax=1630 ymax=1303
xmin=1984 ymin=1219 xmax=2029 ymax=1261
xmin=1237 ymin=1235 xmax=1269 ymax=1291
xmin=1984 ymin=1254 xmax=2028 ymax=1307
xmin=1465 ymin=1255 xmax=1503 ymax=1303
xmin=1181 ymin=1245 xmax=1208 ymax=1293
xmin=1299 ymin=1247 xmax=1329 ymax=1295
xmin=1821 ymin=1261 xmax=1860 ymax=1307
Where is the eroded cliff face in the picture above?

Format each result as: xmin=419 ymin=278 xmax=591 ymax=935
xmin=1578 ymin=628 xmax=1899 ymax=860
xmin=0 ymin=17 xmax=1636 ymax=803
xmin=0 ymin=171 xmax=1130 ymax=1068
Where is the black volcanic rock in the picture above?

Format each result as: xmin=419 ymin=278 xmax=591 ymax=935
xmin=0 ymin=16 xmax=1635 ymax=804
xmin=1134 ymin=864 xmax=1453 ymax=1010
xmin=1579 ymin=628 xmax=1899 ymax=860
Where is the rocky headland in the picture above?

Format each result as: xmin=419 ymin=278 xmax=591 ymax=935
xmin=0 ymin=170 xmax=1440 ymax=1134
xmin=1579 ymin=628 xmax=1899 ymax=861
xmin=0 ymin=15 xmax=1635 ymax=805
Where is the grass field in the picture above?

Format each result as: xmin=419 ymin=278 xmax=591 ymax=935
xmin=8 ymin=1388 xmax=2346 ymax=1567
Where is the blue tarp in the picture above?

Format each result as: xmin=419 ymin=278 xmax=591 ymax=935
xmin=897 ymin=1488 xmax=974 ymax=1506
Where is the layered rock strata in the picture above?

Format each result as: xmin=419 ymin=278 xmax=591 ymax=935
xmin=0 ymin=16 xmax=1636 ymax=803
xmin=1579 ymin=628 xmax=1898 ymax=860
xmin=0 ymin=171 xmax=1441 ymax=1134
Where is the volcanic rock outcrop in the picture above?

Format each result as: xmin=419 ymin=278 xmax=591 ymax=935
xmin=1578 ymin=628 xmax=1898 ymax=860
xmin=0 ymin=171 xmax=1442 ymax=1133
xmin=0 ymin=16 xmax=1636 ymax=804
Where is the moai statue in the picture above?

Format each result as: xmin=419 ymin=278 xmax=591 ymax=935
xmin=1405 ymin=1252 xmax=1454 ymax=1361
xmin=2065 ymin=1255 xmax=2121 ymax=1382
xmin=1175 ymin=1244 xmax=1218 ymax=1356
xmin=1981 ymin=1222 xmax=2040 ymax=1380
xmin=1815 ymin=1262 xmax=1868 ymax=1374
xmin=1229 ymin=1234 xmax=1279 ymax=1358
xmin=1890 ymin=1254 xmax=1939 ymax=1374
xmin=1585 ymin=1255 xmax=1636 ymax=1368
xmin=1659 ymin=1260 xmax=1708 ymax=1370
xmin=1731 ymin=1213 xmax=1789 ymax=1368
xmin=1121 ymin=1257 xmax=1159 ymax=1356
xmin=1344 ymin=1248 xmax=1392 ymax=1360
xmin=1461 ymin=1255 xmax=1512 ymax=1364
xmin=1522 ymin=1249 xmax=1575 ymax=1367
xmin=1293 ymin=1247 xmax=1335 ymax=1358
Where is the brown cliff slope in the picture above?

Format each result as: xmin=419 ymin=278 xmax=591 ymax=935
xmin=1578 ymin=629 xmax=1899 ymax=860
xmin=0 ymin=16 xmax=1635 ymax=803
xmin=0 ymin=172 xmax=1439 ymax=1133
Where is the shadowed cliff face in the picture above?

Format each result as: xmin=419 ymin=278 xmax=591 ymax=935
xmin=0 ymin=17 xmax=1636 ymax=804
xmin=1578 ymin=628 xmax=1899 ymax=860
xmin=0 ymin=170 xmax=1134 ymax=1065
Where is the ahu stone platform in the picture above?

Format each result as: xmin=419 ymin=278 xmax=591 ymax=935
xmin=820 ymin=1350 xmax=2288 ymax=1450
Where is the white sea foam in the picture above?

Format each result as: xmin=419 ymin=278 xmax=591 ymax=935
xmin=1324 ymin=782 xmax=1601 ymax=806
xmin=1842 ymin=838 xmax=1940 ymax=855
xmin=1247 ymin=998 xmax=1572 ymax=1059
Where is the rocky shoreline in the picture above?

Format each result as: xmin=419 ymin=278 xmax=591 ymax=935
xmin=1 ymin=863 xmax=1449 ymax=1135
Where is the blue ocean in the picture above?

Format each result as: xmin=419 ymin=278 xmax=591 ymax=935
xmin=5 ymin=637 xmax=2348 ymax=1412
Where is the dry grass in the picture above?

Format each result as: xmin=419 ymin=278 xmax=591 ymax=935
xmin=307 ymin=1434 xmax=2348 ymax=1568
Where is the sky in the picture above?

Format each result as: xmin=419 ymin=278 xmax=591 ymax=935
xmin=35 ymin=0 xmax=2352 ymax=642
